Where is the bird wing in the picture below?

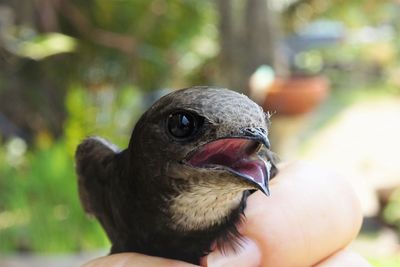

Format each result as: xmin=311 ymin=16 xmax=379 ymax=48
xmin=75 ymin=137 xmax=120 ymax=216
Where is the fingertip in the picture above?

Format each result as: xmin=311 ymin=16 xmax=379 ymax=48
xmin=202 ymin=238 xmax=261 ymax=267
xmin=81 ymin=253 xmax=198 ymax=267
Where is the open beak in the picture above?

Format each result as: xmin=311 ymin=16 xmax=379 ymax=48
xmin=187 ymin=127 xmax=272 ymax=196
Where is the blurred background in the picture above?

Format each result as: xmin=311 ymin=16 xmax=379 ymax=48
xmin=0 ymin=0 xmax=399 ymax=266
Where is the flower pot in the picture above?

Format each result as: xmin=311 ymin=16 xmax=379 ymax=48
xmin=262 ymin=75 xmax=330 ymax=115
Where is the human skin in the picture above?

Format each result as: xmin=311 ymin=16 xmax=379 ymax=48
xmin=82 ymin=162 xmax=371 ymax=267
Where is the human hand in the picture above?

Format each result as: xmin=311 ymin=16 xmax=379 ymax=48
xmin=82 ymin=162 xmax=371 ymax=267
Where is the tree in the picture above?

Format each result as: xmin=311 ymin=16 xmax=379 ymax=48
xmin=216 ymin=0 xmax=285 ymax=93
xmin=0 ymin=0 xmax=211 ymax=142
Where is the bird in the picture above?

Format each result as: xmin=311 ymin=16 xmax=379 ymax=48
xmin=75 ymin=86 xmax=278 ymax=264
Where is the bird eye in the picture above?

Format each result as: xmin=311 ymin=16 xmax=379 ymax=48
xmin=167 ymin=112 xmax=202 ymax=139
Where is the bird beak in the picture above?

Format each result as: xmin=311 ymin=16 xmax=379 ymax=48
xmin=253 ymin=160 xmax=271 ymax=197
xmin=187 ymin=127 xmax=272 ymax=197
xmin=239 ymin=127 xmax=272 ymax=196
xmin=241 ymin=127 xmax=271 ymax=149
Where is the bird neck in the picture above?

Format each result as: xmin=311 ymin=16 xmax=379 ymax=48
xmin=168 ymin=185 xmax=245 ymax=232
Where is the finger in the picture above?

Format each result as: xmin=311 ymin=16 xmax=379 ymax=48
xmin=201 ymin=238 xmax=261 ymax=267
xmin=82 ymin=252 xmax=198 ymax=267
xmin=242 ymin=161 xmax=363 ymax=267
xmin=313 ymin=249 xmax=372 ymax=267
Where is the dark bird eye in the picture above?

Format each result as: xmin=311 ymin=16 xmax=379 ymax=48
xmin=167 ymin=112 xmax=202 ymax=139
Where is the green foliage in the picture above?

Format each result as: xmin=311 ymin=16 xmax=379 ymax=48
xmin=368 ymin=256 xmax=400 ymax=267
xmin=0 ymin=0 xmax=217 ymax=140
xmin=64 ymin=84 xmax=143 ymax=155
xmin=285 ymin=0 xmax=400 ymax=88
xmin=65 ymin=0 xmax=217 ymax=90
xmin=12 ymin=33 xmax=77 ymax=60
xmin=0 ymin=140 xmax=109 ymax=252
xmin=0 ymin=84 xmax=143 ymax=252
xmin=285 ymin=0 xmax=393 ymax=29
xmin=383 ymin=188 xmax=400 ymax=232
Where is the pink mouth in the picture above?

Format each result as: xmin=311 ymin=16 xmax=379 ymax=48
xmin=187 ymin=138 xmax=269 ymax=193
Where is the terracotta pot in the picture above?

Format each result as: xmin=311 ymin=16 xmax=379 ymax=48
xmin=263 ymin=75 xmax=330 ymax=115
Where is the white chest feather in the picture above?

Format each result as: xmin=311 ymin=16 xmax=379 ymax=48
xmin=169 ymin=183 xmax=244 ymax=231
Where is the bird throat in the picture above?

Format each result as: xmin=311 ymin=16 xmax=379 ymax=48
xmin=169 ymin=184 xmax=246 ymax=231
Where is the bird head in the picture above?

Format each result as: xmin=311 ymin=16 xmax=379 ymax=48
xmin=127 ymin=87 xmax=276 ymax=231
